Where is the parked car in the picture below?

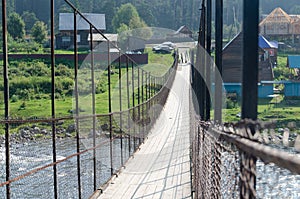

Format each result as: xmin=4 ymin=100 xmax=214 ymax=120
xmin=161 ymin=41 xmax=176 ymax=48
xmin=152 ymin=44 xmax=173 ymax=54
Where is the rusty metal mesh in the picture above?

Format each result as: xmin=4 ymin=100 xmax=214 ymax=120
xmin=192 ymin=121 xmax=300 ymax=199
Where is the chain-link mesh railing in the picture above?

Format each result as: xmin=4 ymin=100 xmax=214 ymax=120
xmin=192 ymin=120 xmax=300 ymax=199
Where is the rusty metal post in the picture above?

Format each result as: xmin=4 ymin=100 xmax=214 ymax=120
xmin=118 ymin=50 xmax=124 ymax=165
xmin=73 ymin=11 xmax=81 ymax=198
xmin=51 ymin=0 xmax=58 ymax=198
xmin=108 ymin=42 xmax=114 ymax=176
xmin=214 ymin=0 xmax=223 ymax=123
xmin=2 ymin=0 xmax=10 ymax=198
xmin=90 ymin=25 xmax=97 ymax=192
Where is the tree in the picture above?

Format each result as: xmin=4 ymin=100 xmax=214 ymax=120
xmin=31 ymin=21 xmax=47 ymax=44
xmin=8 ymin=12 xmax=25 ymax=40
xmin=112 ymin=3 xmax=140 ymax=32
xmin=22 ymin=11 xmax=38 ymax=34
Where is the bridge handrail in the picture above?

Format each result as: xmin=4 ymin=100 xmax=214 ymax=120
xmin=0 ymin=0 xmax=179 ymax=198
xmin=211 ymin=123 xmax=300 ymax=174
xmin=192 ymin=120 xmax=300 ymax=198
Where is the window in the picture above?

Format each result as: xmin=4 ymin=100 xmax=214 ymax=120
xmin=62 ymin=36 xmax=71 ymax=42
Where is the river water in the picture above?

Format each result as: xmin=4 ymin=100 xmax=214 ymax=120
xmin=1 ymin=139 xmax=300 ymax=198
xmin=0 ymin=137 xmax=131 ymax=198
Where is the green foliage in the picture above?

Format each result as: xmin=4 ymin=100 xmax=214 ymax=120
xmin=8 ymin=12 xmax=25 ymax=40
xmin=11 ymin=95 xmax=19 ymax=102
xmin=274 ymin=67 xmax=291 ymax=80
xmin=55 ymin=64 xmax=73 ymax=77
xmin=8 ymin=40 xmax=41 ymax=53
xmin=112 ymin=3 xmax=140 ymax=32
xmin=31 ymin=21 xmax=47 ymax=44
xmin=273 ymin=54 xmax=291 ymax=80
xmin=19 ymin=101 xmax=26 ymax=110
xmin=9 ymin=61 xmax=49 ymax=77
xmin=226 ymin=98 xmax=237 ymax=109
xmin=21 ymin=11 xmax=38 ymax=34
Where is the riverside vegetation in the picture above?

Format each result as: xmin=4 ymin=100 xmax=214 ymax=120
xmin=0 ymin=48 xmax=174 ymax=143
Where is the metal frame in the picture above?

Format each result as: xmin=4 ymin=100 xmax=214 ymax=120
xmin=0 ymin=0 xmax=179 ymax=198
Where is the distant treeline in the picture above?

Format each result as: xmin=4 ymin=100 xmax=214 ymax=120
xmin=1 ymin=0 xmax=300 ymax=33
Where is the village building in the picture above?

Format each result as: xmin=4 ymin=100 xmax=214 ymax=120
xmin=222 ymin=33 xmax=275 ymax=98
xmin=56 ymin=13 xmax=106 ymax=49
xmin=260 ymin=7 xmax=300 ymax=43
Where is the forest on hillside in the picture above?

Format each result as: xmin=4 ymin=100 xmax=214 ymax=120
xmin=1 ymin=0 xmax=300 ymax=33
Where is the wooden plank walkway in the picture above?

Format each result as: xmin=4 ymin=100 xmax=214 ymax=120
xmin=97 ymin=54 xmax=192 ymax=199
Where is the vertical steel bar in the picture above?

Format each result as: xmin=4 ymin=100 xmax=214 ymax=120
xmin=131 ymin=61 xmax=136 ymax=151
xmin=191 ymin=49 xmax=195 ymax=86
xmin=90 ymin=25 xmax=97 ymax=192
xmin=73 ymin=11 xmax=81 ymax=198
xmin=214 ymin=0 xmax=223 ymax=123
xmin=241 ymin=0 xmax=259 ymax=198
xmin=145 ymin=72 xmax=148 ymax=101
xmin=118 ymin=50 xmax=124 ymax=165
xmin=200 ymin=0 xmax=206 ymax=121
xmin=141 ymin=70 xmax=145 ymax=142
xmin=51 ymin=1 xmax=58 ymax=198
xmin=148 ymin=73 xmax=151 ymax=98
xmin=242 ymin=0 xmax=259 ymax=120
xmin=2 ymin=0 xmax=10 ymax=198
xmin=137 ymin=67 xmax=141 ymax=145
xmin=126 ymin=57 xmax=131 ymax=155
xmin=205 ymin=0 xmax=212 ymax=121
xmin=148 ymin=73 xmax=151 ymax=127
xmin=108 ymin=42 xmax=114 ymax=176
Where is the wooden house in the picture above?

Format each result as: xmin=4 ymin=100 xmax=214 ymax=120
xmin=260 ymin=7 xmax=300 ymax=42
xmin=87 ymin=33 xmax=118 ymax=51
xmin=222 ymin=32 xmax=274 ymax=83
xmin=259 ymin=35 xmax=278 ymax=66
xmin=174 ymin=26 xmax=193 ymax=38
xmin=56 ymin=13 xmax=106 ymax=49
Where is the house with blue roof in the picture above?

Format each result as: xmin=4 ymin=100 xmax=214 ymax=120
xmin=259 ymin=35 xmax=278 ymax=67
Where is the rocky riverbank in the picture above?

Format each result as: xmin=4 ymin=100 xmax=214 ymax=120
xmin=0 ymin=123 xmax=126 ymax=147
xmin=0 ymin=124 xmax=76 ymax=146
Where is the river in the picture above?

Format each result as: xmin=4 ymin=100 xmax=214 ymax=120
xmin=0 ymin=137 xmax=131 ymax=198
xmin=1 ymin=139 xmax=300 ymax=198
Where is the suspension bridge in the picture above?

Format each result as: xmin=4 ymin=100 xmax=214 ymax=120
xmin=0 ymin=0 xmax=300 ymax=199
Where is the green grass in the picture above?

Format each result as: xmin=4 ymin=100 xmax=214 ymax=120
xmin=142 ymin=48 xmax=174 ymax=76
xmin=222 ymin=96 xmax=300 ymax=133
xmin=3 ymin=50 xmax=173 ymax=119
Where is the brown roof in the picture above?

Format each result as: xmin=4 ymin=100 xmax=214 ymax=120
xmin=260 ymin=7 xmax=292 ymax=26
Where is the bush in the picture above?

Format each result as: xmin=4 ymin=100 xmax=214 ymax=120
xmin=55 ymin=64 xmax=73 ymax=77
xmin=11 ymin=95 xmax=19 ymax=102
xmin=273 ymin=66 xmax=291 ymax=80
xmin=226 ymin=98 xmax=237 ymax=109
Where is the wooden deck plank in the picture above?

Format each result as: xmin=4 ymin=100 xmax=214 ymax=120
xmin=98 ymin=56 xmax=192 ymax=199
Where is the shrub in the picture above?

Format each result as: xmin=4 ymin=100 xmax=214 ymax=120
xmin=11 ymin=95 xmax=19 ymax=102
xmin=226 ymin=98 xmax=237 ymax=109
